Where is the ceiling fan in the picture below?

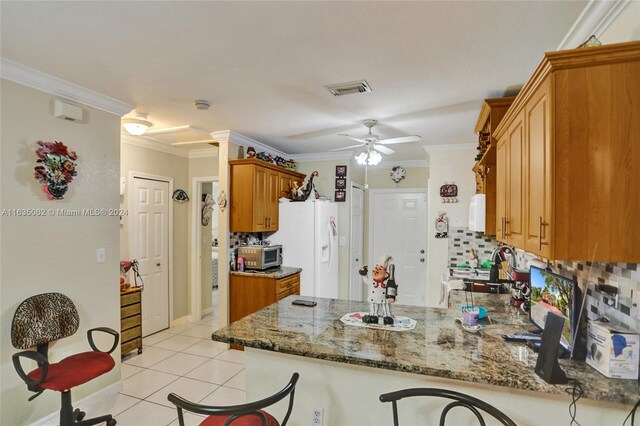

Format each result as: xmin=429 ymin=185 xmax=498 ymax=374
xmin=329 ymin=119 xmax=422 ymax=162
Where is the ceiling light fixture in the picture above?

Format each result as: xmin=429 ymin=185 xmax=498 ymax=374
xmin=355 ymin=147 xmax=382 ymax=166
xmin=122 ymin=113 xmax=152 ymax=136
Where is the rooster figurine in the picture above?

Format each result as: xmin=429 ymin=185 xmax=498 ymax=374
xmin=293 ymin=171 xmax=319 ymax=201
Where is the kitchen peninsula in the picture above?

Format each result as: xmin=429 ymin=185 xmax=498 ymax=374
xmin=213 ymin=296 xmax=638 ymax=425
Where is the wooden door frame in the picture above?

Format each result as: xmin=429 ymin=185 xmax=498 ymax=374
xmin=367 ymin=188 xmax=428 ymax=303
xmin=348 ymin=182 xmax=366 ymax=301
xmin=190 ymin=176 xmax=219 ymax=323
xmin=128 ymin=171 xmax=174 ymax=325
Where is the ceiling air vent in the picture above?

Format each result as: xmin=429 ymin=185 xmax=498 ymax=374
xmin=326 ymin=80 xmax=372 ymax=96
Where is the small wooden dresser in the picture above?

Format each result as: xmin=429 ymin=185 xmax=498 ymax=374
xmin=120 ymin=287 xmax=143 ymax=356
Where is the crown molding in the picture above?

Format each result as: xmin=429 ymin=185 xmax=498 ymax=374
xmin=290 ymin=151 xmax=354 ymax=162
xmin=1 ymin=57 xmax=133 ymax=116
xmin=423 ymin=143 xmax=476 ymax=154
xmin=557 ymin=0 xmax=631 ymax=50
xmin=210 ymin=130 xmax=289 ymax=158
xmin=379 ymin=159 xmax=429 ymax=168
xmin=121 ymin=134 xmax=189 ymax=158
xmin=189 ymin=148 xmax=219 ymax=159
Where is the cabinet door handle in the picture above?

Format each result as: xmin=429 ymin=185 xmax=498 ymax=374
xmin=501 ymin=217 xmax=505 ymax=239
xmin=504 ymin=218 xmax=510 ymax=237
xmin=538 ymin=216 xmax=549 ymax=251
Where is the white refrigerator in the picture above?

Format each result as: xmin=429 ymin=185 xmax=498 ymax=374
xmin=269 ymin=200 xmax=339 ymax=298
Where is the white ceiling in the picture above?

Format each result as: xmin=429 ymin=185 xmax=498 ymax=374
xmin=0 ymin=1 xmax=587 ymax=161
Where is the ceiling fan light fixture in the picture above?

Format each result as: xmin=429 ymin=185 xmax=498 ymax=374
xmin=368 ymin=150 xmax=382 ymax=165
xmin=355 ymin=152 xmax=368 ymax=165
xmin=122 ymin=113 xmax=152 ymax=136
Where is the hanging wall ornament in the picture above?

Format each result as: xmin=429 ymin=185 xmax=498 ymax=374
xmin=440 ymin=182 xmax=458 ymax=203
xmin=435 ymin=211 xmax=449 ymax=239
xmin=33 ymin=141 xmax=78 ymax=200
xmin=172 ymin=189 xmax=189 ymax=203
xmin=217 ymin=190 xmax=227 ymax=212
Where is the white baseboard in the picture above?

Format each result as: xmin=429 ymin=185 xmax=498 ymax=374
xmin=201 ymin=307 xmax=213 ymax=316
xmin=30 ymin=381 xmax=123 ymax=426
xmin=170 ymin=315 xmax=191 ymax=327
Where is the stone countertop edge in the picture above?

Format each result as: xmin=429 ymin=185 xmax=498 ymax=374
xmin=212 ymin=295 xmax=640 ymax=406
xmin=229 ymin=266 xmax=302 ymax=279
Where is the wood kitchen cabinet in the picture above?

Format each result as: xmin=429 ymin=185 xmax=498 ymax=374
xmin=473 ymin=97 xmax=515 ymax=236
xmin=495 ymin=109 xmax=525 ymax=249
xmin=230 ymin=159 xmax=305 ymax=232
xmin=494 ymin=41 xmax=640 ymax=262
xmin=229 ymin=272 xmax=300 ymax=350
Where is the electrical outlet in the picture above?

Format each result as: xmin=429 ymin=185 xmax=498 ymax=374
xmin=312 ymin=406 xmax=324 ymax=426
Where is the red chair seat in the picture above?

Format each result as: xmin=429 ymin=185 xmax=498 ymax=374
xmin=28 ymin=351 xmax=115 ymax=391
xmin=200 ymin=410 xmax=279 ymax=426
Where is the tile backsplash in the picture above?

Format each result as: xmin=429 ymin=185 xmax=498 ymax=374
xmin=447 ymin=227 xmax=640 ymax=332
xmin=448 ymin=227 xmax=499 ymax=266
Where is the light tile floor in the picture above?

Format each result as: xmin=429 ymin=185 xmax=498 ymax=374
xmin=58 ymin=312 xmax=245 ymax=426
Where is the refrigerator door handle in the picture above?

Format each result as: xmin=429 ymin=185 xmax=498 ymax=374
xmin=326 ymin=223 xmax=334 ymax=273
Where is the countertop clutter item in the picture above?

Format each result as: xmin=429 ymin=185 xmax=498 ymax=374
xmin=586 ymin=321 xmax=639 ymax=380
xmin=229 ymin=158 xmax=306 ymax=232
xmin=269 ymin=200 xmax=339 ymax=298
xmin=120 ymin=287 xmax=143 ymax=356
xmin=493 ymin=41 xmax=640 ymax=262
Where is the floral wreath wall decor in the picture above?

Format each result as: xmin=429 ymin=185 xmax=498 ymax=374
xmin=33 ymin=141 xmax=78 ymax=200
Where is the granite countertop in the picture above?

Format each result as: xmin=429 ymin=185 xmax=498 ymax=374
xmin=229 ymin=266 xmax=301 ymax=279
xmin=212 ymin=294 xmax=640 ymax=405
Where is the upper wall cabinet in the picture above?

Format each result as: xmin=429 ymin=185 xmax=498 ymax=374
xmin=473 ymin=96 xmax=515 ymax=236
xmin=230 ymin=159 xmax=306 ymax=232
xmin=494 ymin=41 xmax=640 ymax=262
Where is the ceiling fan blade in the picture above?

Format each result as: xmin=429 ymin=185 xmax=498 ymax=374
xmin=338 ymin=134 xmax=368 ymax=144
xmin=379 ymin=135 xmax=422 ymax=145
xmin=373 ymin=144 xmax=395 ymax=155
xmin=329 ymin=143 xmax=365 ymax=152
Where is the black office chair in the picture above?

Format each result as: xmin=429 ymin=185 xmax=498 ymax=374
xmin=168 ymin=372 xmax=299 ymax=426
xmin=11 ymin=292 xmax=119 ymax=426
xmin=380 ymin=387 xmax=517 ymax=426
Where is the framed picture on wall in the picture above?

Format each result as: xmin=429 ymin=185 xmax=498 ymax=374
xmin=335 ymin=165 xmax=347 ymax=177
xmin=335 ymin=190 xmax=346 ymax=202
xmin=335 ymin=178 xmax=347 ymax=189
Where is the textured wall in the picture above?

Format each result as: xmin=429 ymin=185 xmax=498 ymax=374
xmin=1 ymin=79 xmax=121 ymax=425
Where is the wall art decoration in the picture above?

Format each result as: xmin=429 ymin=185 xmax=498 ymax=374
xmin=336 ymin=165 xmax=347 ymax=177
xmin=172 ymin=189 xmax=189 ymax=203
xmin=217 ymin=190 xmax=227 ymax=212
xmin=435 ymin=210 xmax=449 ymax=238
xmin=335 ymin=177 xmax=347 ymax=189
xmin=33 ymin=141 xmax=78 ymax=200
xmin=335 ymin=190 xmax=346 ymax=202
xmin=440 ymin=182 xmax=458 ymax=203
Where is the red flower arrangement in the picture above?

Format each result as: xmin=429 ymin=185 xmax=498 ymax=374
xmin=33 ymin=141 xmax=78 ymax=200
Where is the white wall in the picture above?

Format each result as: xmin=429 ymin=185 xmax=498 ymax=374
xmin=1 ymin=79 xmax=121 ymax=425
xmin=425 ymin=147 xmax=476 ymax=307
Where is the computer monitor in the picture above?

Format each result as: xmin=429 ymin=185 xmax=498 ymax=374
xmin=529 ymin=266 xmax=579 ymax=352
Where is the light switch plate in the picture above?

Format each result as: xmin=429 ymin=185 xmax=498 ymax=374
xmin=96 ymin=248 xmax=106 ymax=263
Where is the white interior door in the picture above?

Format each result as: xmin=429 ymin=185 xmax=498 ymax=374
xmin=349 ymin=185 xmax=365 ymax=301
xmin=132 ymin=177 xmax=170 ymax=336
xmin=369 ymin=190 xmax=427 ymax=306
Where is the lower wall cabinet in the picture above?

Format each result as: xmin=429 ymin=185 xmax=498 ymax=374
xmin=121 ymin=287 xmax=143 ymax=356
xmin=230 ymin=272 xmax=300 ymax=350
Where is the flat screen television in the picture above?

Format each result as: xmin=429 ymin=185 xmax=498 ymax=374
xmin=529 ymin=266 xmax=582 ymax=355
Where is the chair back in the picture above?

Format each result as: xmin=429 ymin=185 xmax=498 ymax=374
xmin=11 ymin=293 xmax=79 ymax=350
xmin=169 ymin=372 xmax=299 ymax=426
xmin=380 ymin=387 xmax=516 ymax=426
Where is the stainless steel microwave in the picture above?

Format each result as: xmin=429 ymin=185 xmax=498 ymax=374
xmin=237 ymin=245 xmax=282 ymax=270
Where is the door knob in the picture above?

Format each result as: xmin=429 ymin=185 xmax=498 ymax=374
xmin=355 ymin=258 xmax=359 ymax=262
xmin=157 ymin=263 xmax=161 ymax=266
xmin=420 ymin=250 xmax=425 ymax=254
xmin=420 ymin=258 xmax=425 ymax=263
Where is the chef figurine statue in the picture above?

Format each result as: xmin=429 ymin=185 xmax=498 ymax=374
xmin=359 ymin=255 xmax=398 ymax=325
